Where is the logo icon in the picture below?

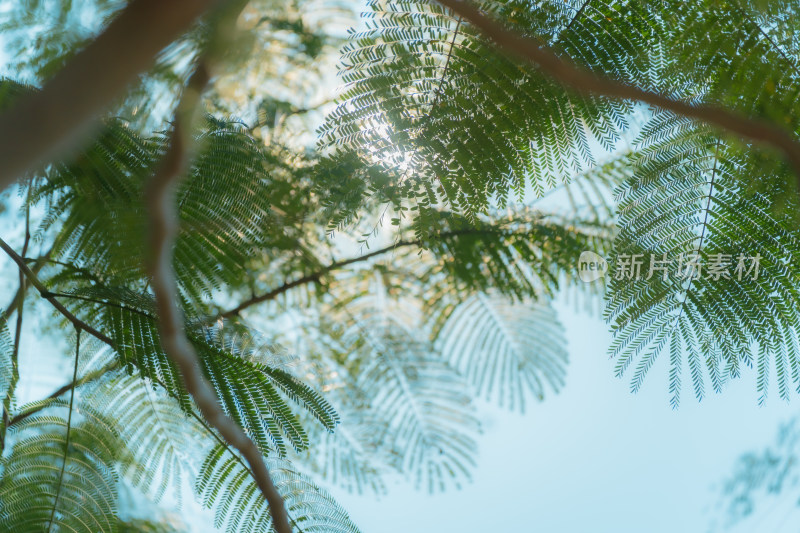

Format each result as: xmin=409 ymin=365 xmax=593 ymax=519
xmin=578 ymin=251 xmax=608 ymax=282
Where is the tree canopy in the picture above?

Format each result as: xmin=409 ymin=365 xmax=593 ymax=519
xmin=0 ymin=0 xmax=799 ymax=531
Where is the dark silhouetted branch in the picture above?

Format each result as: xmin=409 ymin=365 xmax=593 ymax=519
xmin=0 ymin=236 xmax=113 ymax=345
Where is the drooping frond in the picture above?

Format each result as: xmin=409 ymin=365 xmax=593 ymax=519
xmin=197 ymin=444 xmax=362 ymax=533
xmin=30 ymin=115 xmax=319 ymax=306
xmin=434 ymin=294 xmax=568 ymax=411
xmin=531 ymin=149 xmax=633 ymax=222
xmin=30 ymin=118 xmax=155 ymax=287
xmin=336 ymin=310 xmax=479 ymax=491
xmin=415 ymin=209 xmax=611 ymax=299
xmin=0 ymin=320 xmax=12 ymax=400
xmin=0 ymin=401 xmax=127 ymax=532
xmin=606 ymin=111 xmax=800 ymax=406
xmin=273 ymin=317 xmax=392 ymax=496
xmin=175 ymin=119 xmax=317 ymax=304
xmin=279 ymin=281 xmax=482 ymax=492
xmin=300 ymin=411 xmax=389 ymax=495
xmin=86 ymin=369 xmax=206 ymax=504
xmin=64 ymin=286 xmax=338 ymax=456
xmin=659 ymin=0 xmax=800 ymax=130
xmin=198 ymin=323 xmax=341 ymax=436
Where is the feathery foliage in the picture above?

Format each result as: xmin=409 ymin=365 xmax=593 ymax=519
xmin=435 ymin=294 xmax=567 ymax=411
xmin=0 ymin=321 xmax=12 ymax=401
xmin=320 ymin=0 xmax=633 ymax=219
xmin=339 ymin=313 xmax=479 ymax=491
xmin=0 ymin=401 xmax=127 ymax=532
xmin=3 ymin=0 xmax=800 ymax=529
xmin=62 ymin=285 xmax=338 ymax=455
xmin=198 ymin=444 xmax=362 ymax=533
xmin=607 ymin=111 xmax=800 ymax=406
xmin=716 ymin=417 xmax=800 ymax=530
xmin=86 ymin=370 xmax=206 ymax=504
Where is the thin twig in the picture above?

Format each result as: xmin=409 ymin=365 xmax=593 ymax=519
xmin=144 ymin=64 xmax=291 ymax=533
xmin=0 ymin=237 xmax=121 ymax=429
xmin=1 ymin=250 xmax=53 ymax=323
xmin=217 ymin=226 xmax=511 ymax=318
xmin=0 ymin=237 xmax=112 ymax=345
xmin=218 ymin=240 xmax=421 ymax=318
xmin=46 ymin=328 xmax=81 ymax=532
xmin=0 ymin=234 xmax=289 ymax=525
xmin=434 ymin=0 xmax=800 ymax=180
xmin=8 ymin=361 xmax=122 ymax=429
xmin=0 ymin=201 xmax=31 ymax=450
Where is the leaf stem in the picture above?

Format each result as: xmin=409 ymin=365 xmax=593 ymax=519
xmin=46 ymin=328 xmax=81 ymax=532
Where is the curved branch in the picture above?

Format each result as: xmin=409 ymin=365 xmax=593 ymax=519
xmin=219 ymin=226 xmax=507 ymax=318
xmin=1 ymin=251 xmax=53 ymax=323
xmin=145 ymin=64 xmax=292 ymax=533
xmin=0 ymin=233 xmax=292 ymax=530
xmin=0 ymin=0 xmax=225 ymax=190
xmin=218 ymin=223 xmax=559 ymax=318
xmin=435 ymin=0 xmax=800 ymax=179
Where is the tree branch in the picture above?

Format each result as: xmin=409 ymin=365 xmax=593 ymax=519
xmin=7 ymin=360 xmax=122 ymax=429
xmin=218 ymin=224 xmax=535 ymax=318
xmin=0 ymin=237 xmax=113 ymax=345
xmin=144 ymin=63 xmax=292 ymax=533
xmin=0 ymin=238 xmax=123 ymax=430
xmin=218 ymin=239 xmax=423 ymax=318
xmin=0 ymin=0 xmax=226 ymax=191
xmin=1 ymin=251 xmax=52 ymax=323
xmin=0 ymin=234 xmax=290 ymax=528
xmin=435 ymin=0 xmax=800 ymax=179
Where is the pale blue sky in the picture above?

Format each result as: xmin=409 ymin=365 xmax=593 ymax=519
xmin=326 ymin=300 xmax=800 ymax=533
